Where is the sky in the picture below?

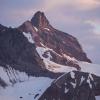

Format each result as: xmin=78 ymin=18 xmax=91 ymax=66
xmin=0 ymin=0 xmax=100 ymax=64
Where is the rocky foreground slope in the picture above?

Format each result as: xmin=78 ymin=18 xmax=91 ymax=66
xmin=39 ymin=71 xmax=100 ymax=100
xmin=0 ymin=11 xmax=100 ymax=100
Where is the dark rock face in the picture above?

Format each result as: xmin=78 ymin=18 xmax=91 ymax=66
xmin=0 ymin=24 xmax=7 ymax=34
xmin=39 ymin=71 xmax=100 ymax=100
xmin=31 ymin=11 xmax=49 ymax=28
xmin=92 ymin=74 xmax=100 ymax=96
xmin=0 ymin=27 xmax=45 ymax=75
xmin=0 ymin=25 xmax=62 ymax=79
xmin=0 ymin=77 xmax=7 ymax=88
xmin=39 ymin=29 xmax=91 ymax=62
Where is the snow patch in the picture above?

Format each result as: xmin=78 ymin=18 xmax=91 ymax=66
xmin=80 ymin=76 xmax=85 ymax=85
xmin=34 ymin=27 xmax=38 ymax=32
xmin=87 ymin=76 xmax=92 ymax=88
xmin=23 ymin=32 xmax=34 ymax=44
xmin=70 ymin=71 xmax=75 ymax=79
xmin=89 ymin=74 xmax=94 ymax=81
xmin=36 ymin=46 xmax=52 ymax=60
xmin=36 ymin=47 xmax=44 ymax=59
xmin=44 ymin=28 xmax=50 ymax=31
xmin=70 ymin=82 xmax=76 ymax=88
xmin=64 ymin=87 xmax=69 ymax=94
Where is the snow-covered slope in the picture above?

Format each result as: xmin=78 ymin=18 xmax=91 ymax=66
xmin=0 ymin=65 xmax=53 ymax=100
xmin=36 ymin=46 xmax=78 ymax=72
xmin=36 ymin=46 xmax=100 ymax=76
xmin=0 ymin=77 xmax=53 ymax=100
xmin=0 ymin=66 xmax=29 ymax=85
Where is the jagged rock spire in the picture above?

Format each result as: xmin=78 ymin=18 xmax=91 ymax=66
xmin=31 ymin=11 xmax=49 ymax=28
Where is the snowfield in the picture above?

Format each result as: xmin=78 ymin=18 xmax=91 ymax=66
xmin=0 ymin=77 xmax=53 ymax=100
xmin=0 ymin=65 xmax=53 ymax=100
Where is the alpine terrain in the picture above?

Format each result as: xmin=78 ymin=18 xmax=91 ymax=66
xmin=0 ymin=11 xmax=100 ymax=100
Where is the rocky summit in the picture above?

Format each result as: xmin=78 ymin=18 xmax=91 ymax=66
xmin=19 ymin=11 xmax=91 ymax=69
xmin=0 ymin=11 xmax=100 ymax=100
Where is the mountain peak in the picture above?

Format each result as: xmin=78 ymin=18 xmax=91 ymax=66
xmin=31 ymin=11 xmax=49 ymax=28
xmin=18 ymin=11 xmax=91 ymax=63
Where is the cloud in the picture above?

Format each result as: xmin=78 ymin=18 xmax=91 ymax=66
xmin=86 ymin=20 xmax=100 ymax=35
xmin=71 ymin=0 xmax=100 ymax=10
xmin=43 ymin=0 xmax=100 ymax=12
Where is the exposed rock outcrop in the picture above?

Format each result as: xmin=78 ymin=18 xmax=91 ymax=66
xmin=39 ymin=71 xmax=100 ymax=100
xmin=0 ymin=27 xmax=45 ymax=75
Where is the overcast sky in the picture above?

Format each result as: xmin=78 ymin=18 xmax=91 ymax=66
xmin=0 ymin=0 xmax=100 ymax=64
